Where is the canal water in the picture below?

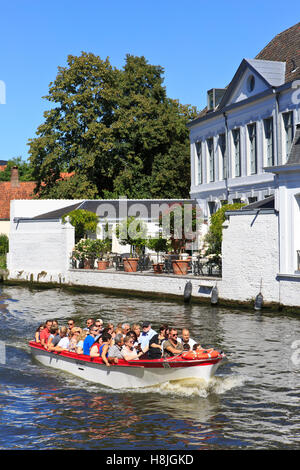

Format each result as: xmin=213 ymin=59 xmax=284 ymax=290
xmin=0 ymin=285 xmax=299 ymax=450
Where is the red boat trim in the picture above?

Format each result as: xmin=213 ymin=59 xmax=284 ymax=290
xmin=29 ymin=341 xmax=224 ymax=369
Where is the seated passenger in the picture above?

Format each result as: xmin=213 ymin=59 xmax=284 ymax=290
xmin=192 ymin=343 xmax=203 ymax=351
xmin=163 ymin=328 xmax=184 ymax=358
xmin=178 ymin=328 xmax=197 ymax=349
xmin=83 ymin=326 xmax=99 ymax=355
xmin=47 ymin=326 xmax=60 ymax=350
xmin=108 ymin=333 xmax=124 ymax=359
xmin=121 ymin=335 xmax=145 ymax=361
xmin=90 ymin=332 xmax=118 ymax=366
xmin=76 ymin=330 xmax=88 ymax=354
xmin=148 ymin=325 xmax=168 ymax=359
xmin=51 ymin=326 xmax=70 ymax=352
xmin=83 ymin=318 xmax=95 ymax=332
xmin=35 ymin=324 xmax=45 ymax=343
xmin=89 ymin=334 xmax=103 ymax=358
xmin=68 ymin=327 xmax=82 ymax=352
xmin=122 ymin=323 xmax=131 ymax=337
xmin=40 ymin=320 xmax=53 ymax=348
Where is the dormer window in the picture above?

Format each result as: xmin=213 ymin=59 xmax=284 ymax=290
xmin=247 ymin=75 xmax=255 ymax=92
xmin=207 ymin=88 xmax=226 ymax=111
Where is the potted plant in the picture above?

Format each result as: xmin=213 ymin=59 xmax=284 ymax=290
xmin=72 ymin=239 xmax=97 ymax=269
xmin=146 ymin=237 xmax=170 ymax=274
xmin=116 ymin=216 xmax=148 ymax=272
xmin=94 ymin=239 xmax=111 ymax=270
xmin=159 ymin=204 xmax=200 ymax=275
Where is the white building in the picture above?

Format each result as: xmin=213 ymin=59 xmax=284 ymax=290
xmin=188 ymin=22 xmax=300 ymax=221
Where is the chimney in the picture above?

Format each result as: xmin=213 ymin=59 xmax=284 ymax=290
xmin=11 ymin=166 xmax=19 ymax=188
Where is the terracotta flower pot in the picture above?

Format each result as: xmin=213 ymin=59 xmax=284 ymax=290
xmin=83 ymin=258 xmax=94 ymax=269
xmin=97 ymin=260 xmax=109 ymax=270
xmin=123 ymin=258 xmax=139 ymax=272
xmin=172 ymin=259 xmax=189 ymax=275
xmin=153 ymin=263 xmax=164 ymax=274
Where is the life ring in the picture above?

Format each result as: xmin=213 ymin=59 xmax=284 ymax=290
xmin=181 ymin=351 xmax=198 ymax=360
xmin=196 ymin=348 xmax=220 ymax=359
xmin=181 ymin=349 xmax=220 ymax=360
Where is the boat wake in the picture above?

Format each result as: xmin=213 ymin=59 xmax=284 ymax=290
xmin=127 ymin=373 xmax=249 ymax=398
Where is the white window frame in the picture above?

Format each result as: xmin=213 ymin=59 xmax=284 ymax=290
xmin=247 ymin=123 xmax=257 ymax=175
xmin=263 ymin=117 xmax=274 ymax=167
xmin=195 ymin=141 xmax=202 ymax=185
xmin=207 ymin=137 xmax=215 ymax=182
xmin=232 ymin=128 xmax=241 ymax=177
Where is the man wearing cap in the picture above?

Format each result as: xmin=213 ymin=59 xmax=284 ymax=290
xmin=138 ymin=322 xmax=157 ymax=352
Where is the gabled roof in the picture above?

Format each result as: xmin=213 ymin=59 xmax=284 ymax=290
xmin=31 ymin=199 xmax=196 ymax=221
xmin=255 ymin=22 xmax=300 ymax=83
xmin=217 ymin=58 xmax=285 ymax=110
xmin=189 ymin=22 xmax=300 ymax=124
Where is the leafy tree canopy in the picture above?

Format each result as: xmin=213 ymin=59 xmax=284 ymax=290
xmin=0 ymin=157 xmax=34 ymax=182
xmin=28 ymin=52 xmax=198 ymax=199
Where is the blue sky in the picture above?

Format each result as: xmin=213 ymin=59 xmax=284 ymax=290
xmin=0 ymin=0 xmax=298 ymax=161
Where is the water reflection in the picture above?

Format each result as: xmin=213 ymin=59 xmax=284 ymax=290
xmin=0 ymin=285 xmax=299 ymax=449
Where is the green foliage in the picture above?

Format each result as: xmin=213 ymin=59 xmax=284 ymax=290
xmin=0 ymin=234 xmax=9 ymax=269
xmin=63 ymin=209 xmax=99 ymax=242
xmin=0 ymin=234 xmax=9 ymax=254
xmin=28 ymin=52 xmax=198 ymax=199
xmin=116 ymin=216 xmax=148 ymax=255
xmin=72 ymin=238 xmax=111 ymax=261
xmin=0 ymin=157 xmax=34 ymax=182
xmin=146 ymin=236 xmax=171 ymax=253
xmin=205 ymin=203 xmax=245 ymax=256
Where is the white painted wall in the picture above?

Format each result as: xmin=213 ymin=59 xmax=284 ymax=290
xmin=7 ymin=218 xmax=75 ymax=277
xmin=219 ymin=211 xmax=280 ymax=303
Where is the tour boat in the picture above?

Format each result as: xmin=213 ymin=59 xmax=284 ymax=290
xmin=29 ymin=341 xmax=226 ymax=389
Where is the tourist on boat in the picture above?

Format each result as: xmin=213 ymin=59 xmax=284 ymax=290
xmin=46 ymin=326 xmax=60 ymax=349
xmin=83 ymin=318 xmax=95 ymax=332
xmin=108 ymin=333 xmax=124 ymax=359
xmin=76 ymin=330 xmax=88 ymax=354
xmin=94 ymin=319 xmax=103 ymax=333
xmin=131 ymin=323 xmax=141 ymax=342
xmin=122 ymin=323 xmax=131 ymax=336
xmin=148 ymin=325 xmax=169 ymax=359
xmin=178 ymin=328 xmax=197 ymax=349
xmin=67 ymin=319 xmax=76 ymax=333
xmin=34 ymin=324 xmax=45 ymax=343
xmin=40 ymin=320 xmax=53 ymax=348
xmin=52 ymin=320 xmax=59 ymax=330
xmin=163 ymin=328 xmax=184 ymax=358
xmin=121 ymin=335 xmax=145 ymax=361
xmin=68 ymin=327 xmax=82 ymax=352
xmin=50 ymin=326 xmax=70 ymax=352
xmin=90 ymin=332 xmax=118 ymax=366
xmin=106 ymin=322 xmax=115 ymax=338
xmin=83 ymin=325 xmax=99 ymax=355
xmin=139 ymin=322 xmax=157 ymax=351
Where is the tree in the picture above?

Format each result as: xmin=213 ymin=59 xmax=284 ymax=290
xmin=0 ymin=157 xmax=34 ymax=182
xmin=28 ymin=52 xmax=198 ymax=199
xmin=205 ymin=203 xmax=245 ymax=257
xmin=62 ymin=209 xmax=99 ymax=242
xmin=116 ymin=216 xmax=148 ymax=255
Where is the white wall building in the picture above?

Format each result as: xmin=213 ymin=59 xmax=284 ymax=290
xmin=188 ymin=23 xmax=300 ymax=221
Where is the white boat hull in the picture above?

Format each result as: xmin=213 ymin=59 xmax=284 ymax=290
xmin=29 ymin=342 xmax=225 ymax=389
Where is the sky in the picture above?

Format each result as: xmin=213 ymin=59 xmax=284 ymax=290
xmin=0 ymin=0 xmax=299 ymax=162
